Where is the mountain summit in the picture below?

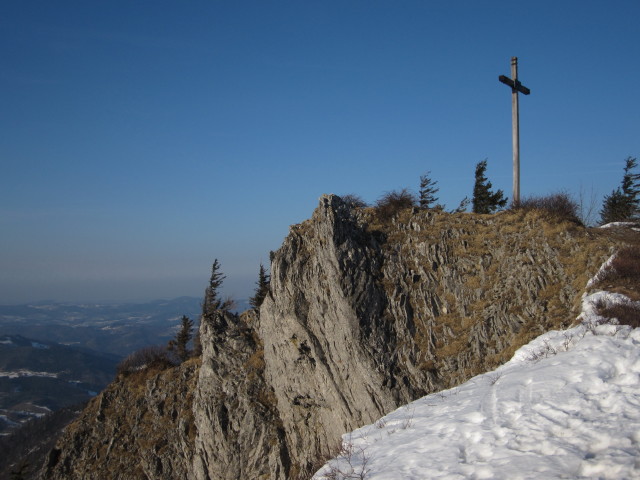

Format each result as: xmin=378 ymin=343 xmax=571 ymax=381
xmin=43 ymin=194 xmax=632 ymax=479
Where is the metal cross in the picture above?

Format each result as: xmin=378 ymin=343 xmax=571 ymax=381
xmin=499 ymin=57 xmax=530 ymax=205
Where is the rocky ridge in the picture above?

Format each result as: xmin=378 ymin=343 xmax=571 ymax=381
xmin=43 ymin=194 xmax=617 ymax=479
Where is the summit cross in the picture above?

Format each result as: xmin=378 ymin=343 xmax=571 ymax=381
xmin=499 ymin=56 xmax=531 ymax=205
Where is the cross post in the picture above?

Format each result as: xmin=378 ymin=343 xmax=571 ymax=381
xmin=499 ymin=57 xmax=530 ymax=206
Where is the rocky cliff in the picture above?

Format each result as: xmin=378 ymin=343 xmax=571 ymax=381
xmin=43 ymin=194 xmax=617 ymax=479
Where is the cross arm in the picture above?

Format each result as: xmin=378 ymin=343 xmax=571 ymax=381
xmin=499 ymin=75 xmax=531 ymax=95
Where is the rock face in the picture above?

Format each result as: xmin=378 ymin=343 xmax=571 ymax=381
xmin=258 ymin=195 xmax=613 ymax=474
xmin=43 ymin=360 xmax=198 ymax=479
xmin=43 ymin=194 xmax=615 ymax=479
xmin=192 ymin=310 xmax=290 ymax=480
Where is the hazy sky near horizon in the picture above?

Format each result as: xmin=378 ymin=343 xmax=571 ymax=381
xmin=1 ymin=1 xmax=639 ymax=304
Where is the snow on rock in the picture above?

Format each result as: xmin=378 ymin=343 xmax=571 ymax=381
xmin=599 ymin=222 xmax=639 ymax=229
xmin=314 ymin=293 xmax=640 ymax=480
xmin=585 ymin=253 xmax=616 ymax=290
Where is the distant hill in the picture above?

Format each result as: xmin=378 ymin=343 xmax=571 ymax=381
xmin=0 ymin=297 xmax=203 ymax=357
xmin=0 ymin=334 xmax=119 ymax=436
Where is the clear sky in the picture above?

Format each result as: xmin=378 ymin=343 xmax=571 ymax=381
xmin=1 ymin=1 xmax=639 ymax=304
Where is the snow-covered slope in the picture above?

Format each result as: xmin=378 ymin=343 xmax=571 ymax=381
xmin=314 ymin=292 xmax=640 ymax=480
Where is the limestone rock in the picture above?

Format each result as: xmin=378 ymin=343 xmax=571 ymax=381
xmin=43 ymin=360 xmax=199 ymax=479
xmin=42 ymin=194 xmax=616 ymax=479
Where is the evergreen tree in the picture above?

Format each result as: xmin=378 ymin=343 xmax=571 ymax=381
xmin=192 ymin=329 xmax=202 ymax=357
xmin=621 ymin=157 xmax=640 ymax=202
xmin=202 ymin=259 xmax=232 ymax=320
xmin=419 ymin=171 xmax=440 ymax=209
xmin=600 ymin=157 xmax=640 ymax=224
xmin=249 ymin=263 xmax=270 ymax=310
xmin=175 ymin=315 xmax=194 ymax=362
xmin=472 ymin=159 xmax=507 ymax=214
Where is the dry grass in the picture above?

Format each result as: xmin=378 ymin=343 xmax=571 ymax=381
xmin=590 ymin=245 xmax=640 ymax=300
xmin=244 ymin=347 xmax=266 ymax=371
xmin=117 ymin=345 xmax=177 ymax=376
xmin=595 ymin=301 xmax=640 ymax=328
xmin=513 ymin=192 xmax=582 ymax=225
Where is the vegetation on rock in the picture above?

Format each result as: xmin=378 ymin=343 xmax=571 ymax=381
xmin=472 ymin=159 xmax=507 ymax=213
xmin=600 ymin=156 xmax=640 ymax=224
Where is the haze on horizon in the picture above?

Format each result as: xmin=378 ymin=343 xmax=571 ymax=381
xmin=1 ymin=1 xmax=639 ymax=305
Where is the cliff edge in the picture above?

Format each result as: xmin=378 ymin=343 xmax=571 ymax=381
xmin=44 ymin=194 xmax=617 ymax=479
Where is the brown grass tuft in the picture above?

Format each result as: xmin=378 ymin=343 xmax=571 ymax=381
xmin=595 ymin=301 xmax=640 ymax=328
xmin=591 ymin=246 xmax=640 ymax=299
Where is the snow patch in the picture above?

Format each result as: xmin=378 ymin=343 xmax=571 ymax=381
xmin=314 ymin=291 xmax=640 ymax=480
xmin=599 ymin=221 xmax=638 ymax=229
xmin=0 ymin=370 xmax=59 ymax=379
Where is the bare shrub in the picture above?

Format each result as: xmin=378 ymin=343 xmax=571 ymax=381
xmin=515 ymin=192 xmax=582 ymax=224
xmin=117 ymin=345 xmax=177 ymax=375
xmin=340 ymin=194 xmax=368 ymax=208
xmin=578 ymin=184 xmax=599 ymax=226
xmin=319 ymin=438 xmax=370 ymax=480
xmin=526 ymin=339 xmax=558 ymax=362
xmin=374 ymin=188 xmax=417 ymax=222
xmin=293 ymin=440 xmax=343 ymax=480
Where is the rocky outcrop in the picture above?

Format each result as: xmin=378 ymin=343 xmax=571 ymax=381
xmin=43 ymin=359 xmax=198 ymax=479
xmin=192 ymin=310 xmax=290 ymax=480
xmin=42 ymin=194 xmax=616 ymax=479
xmin=258 ymin=195 xmax=614 ymax=473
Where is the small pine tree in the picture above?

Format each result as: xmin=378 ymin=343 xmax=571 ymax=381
xmin=472 ymin=159 xmax=507 ymax=214
xmin=419 ymin=171 xmax=439 ymax=209
xmin=202 ymin=259 xmax=232 ymax=319
xmin=600 ymin=188 xmax=629 ymax=225
xmin=249 ymin=263 xmax=270 ymax=310
xmin=601 ymin=157 xmax=640 ymax=224
xmin=621 ymin=157 xmax=640 ymax=203
xmin=175 ymin=315 xmax=194 ymax=362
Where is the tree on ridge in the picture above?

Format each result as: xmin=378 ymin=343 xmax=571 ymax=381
xmin=472 ymin=159 xmax=507 ymax=214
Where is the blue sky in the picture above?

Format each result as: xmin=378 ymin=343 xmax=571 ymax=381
xmin=1 ymin=1 xmax=639 ymax=304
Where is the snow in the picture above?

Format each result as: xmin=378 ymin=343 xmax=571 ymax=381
xmin=599 ymin=222 xmax=638 ymax=229
xmin=31 ymin=341 xmax=50 ymax=349
xmin=585 ymin=254 xmax=616 ymax=290
xmin=0 ymin=369 xmax=59 ymax=379
xmin=313 ymin=291 xmax=640 ymax=480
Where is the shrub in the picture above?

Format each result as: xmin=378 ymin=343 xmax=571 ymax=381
xmin=515 ymin=192 xmax=581 ymax=224
xmin=374 ymin=188 xmax=417 ymax=221
xmin=117 ymin=345 xmax=177 ymax=375
xmin=340 ymin=194 xmax=368 ymax=208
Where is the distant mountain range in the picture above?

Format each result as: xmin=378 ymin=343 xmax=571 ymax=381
xmin=0 ymin=297 xmax=204 ymax=357
xmin=0 ymin=334 xmax=119 ymax=436
xmin=0 ymin=296 xmax=209 ymax=437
